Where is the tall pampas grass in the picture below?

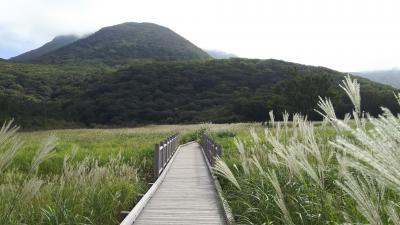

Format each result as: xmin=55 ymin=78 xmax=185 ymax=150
xmin=30 ymin=135 xmax=57 ymax=173
xmin=214 ymin=158 xmax=241 ymax=190
xmin=0 ymin=122 xmax=147 ymax=225
xmin=340 ymin=74 xmax=361 ymax=115
xmin=0 ymin=120 xmax=22 ymax=173
xmin=215 ymin=74 xmax=400 ymax=224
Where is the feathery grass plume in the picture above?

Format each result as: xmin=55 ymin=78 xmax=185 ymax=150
xmin=294 ymin=144 xmax=323 ymax=188
xmin=353 ymin=110 xmax=362 ymax=129
xmin=336 ymin=169 xmax=383 ymax=225
xmin=386 ymin=202 xmax=400 ymax=225
xmin=340 ymin=74 xmax=361 ymax=115
xmin=282 ymin=111 xmax=289 ymax=127
xmin=63 ymin=145 xmax=78 ymax=169
xmin=321 ymin=117 xmax=329 ymax=129
xmin=269 ymin=110 xmax=275 ymax=128
xmin=275 ymin=122 xmax=282 ymax=139
xmin=250 ymin=128 xmax=260 ymax=146
xmin=291 ymin=113 xmax=301 ymax=140
xmin=361 ymin=111 xmax=368 ymax=131
xmin=332 ymin=108 xmax=400 ymax=191
xmin=343 ymin=113 xmax=351 ymax=124
xmin=266 ymin=170 xmax=295 ymax=225
xmin=31 ymin=135 xmax=58 ymax=173
xmin=0 ymin=120 xmax=19 ymax=146
xmin=234 ymin=137 xmax=250 ymax=175
xmin=250 ymin=155 xmax=266 ymax=176
xmin=315 ymin=96 xmax=337 ymax=121
xmin=0 ymin=120 xmax=23 ymax=173
xmin=265 ymin=128 xmax=302 ymax=178
xmin=292 ymin=113 xmax=300 ymax=126
xmin=0 ymin=139 xmax=23 ymax=173
xmin=283 ymin=111 xmax=289 ymax=138
xmin=20 ymin=177 xmax=43 ymax=203
xmin=331 ymin=75 xmax=400 ymax=191
xmin=213 ymin=158 xmax=241 ymax=190
xmin=300 ymin=125 xmax=331 ymax=188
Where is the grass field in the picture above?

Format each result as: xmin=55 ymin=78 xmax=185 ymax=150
xmin=0 ymin=123 xmax=255 ymax=225
xmin=211 ymin=76 xmax=400 ymax=225
xmin=212 ymin=119 xmax=400 ymax=224
xmin=1 ymin=126 xmax=166 ymax=225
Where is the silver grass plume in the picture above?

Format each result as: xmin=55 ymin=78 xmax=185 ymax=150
xmin=213 ymin=158 xmax=241 ymax=190
xmin=31 ymin=135 xmax=58 ymax=173
xmin=269 ymin=110 xmax=275 ymax=128
xmin=266 ymin=170 xmax=295 ymax=225
xmin=336 ymin=168 xmax=383 ymax=225
xmin=0 ymin=120 xmax=23 ymax=173
xmin=340 ymin=74 xmax=361 ymax=115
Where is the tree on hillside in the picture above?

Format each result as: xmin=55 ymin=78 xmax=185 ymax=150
xmin=269 ymin=73 xmax=338 ymax=119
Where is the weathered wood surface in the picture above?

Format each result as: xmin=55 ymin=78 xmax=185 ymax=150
xmin=134 ymin=142 xmax=227 ymax=225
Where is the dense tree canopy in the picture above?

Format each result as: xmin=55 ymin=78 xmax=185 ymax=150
xmin=0 ymin=58 xmax=398 ymax=128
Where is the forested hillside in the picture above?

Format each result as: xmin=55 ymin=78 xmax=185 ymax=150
xmin=0 ymin=59 xmax=398 ymax=128
xmin=11 ymin=35 xmax=79 ymax=61
xmin=26 ymin=22 xmax=210 ymax=64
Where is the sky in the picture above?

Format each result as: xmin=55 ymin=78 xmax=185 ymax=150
xmin=0 ymin=0 xmax=399 ymax=72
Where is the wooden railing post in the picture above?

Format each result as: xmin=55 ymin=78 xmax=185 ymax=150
xmin=166 ymin=138 xmax=169 ymax=161
xmin=154 ymin=133 xmax=180 ymax=180
xmin=163 ymin=141 xmax=167 ymax=167
xmin=169 ymin=137 xmax=172 ymax=160
xmin=209 ymin=136 xmax=211 ymax=162
xmin=170 ymin=137 xmax=173 ymax=158
xmin=200 ymin=134 xmax=223 ymax=167
xmin=154 ymin=143 xmax=160 ymax=178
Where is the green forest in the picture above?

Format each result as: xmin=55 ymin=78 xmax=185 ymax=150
xmin=0 ymin=58 xmax=398 ymax=128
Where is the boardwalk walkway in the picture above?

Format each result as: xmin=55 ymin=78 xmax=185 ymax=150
xmin=133 ymin=142 xmax=227 ymax=225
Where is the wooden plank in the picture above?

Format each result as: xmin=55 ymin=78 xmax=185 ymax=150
xmin=120 ymin=142 xmax=185 ymax=225
xmin=133 ymin=142 xmax=227 ymax=225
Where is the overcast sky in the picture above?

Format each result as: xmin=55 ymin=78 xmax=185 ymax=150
xmin=0 ymin=0 xmax=399 ymax=71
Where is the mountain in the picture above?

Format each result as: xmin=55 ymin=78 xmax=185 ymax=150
xmin=29 ymin=22 xmax=210 ymax=64
xmin=355 ymin=69 xmax=400 ymax=88
xmin=11 ymin=35 xmax=79 ymax=61
xmin=205 ymin=50 xmax=236 ymax=59
xmin=1 ymin=58 xmax=398 ymax=128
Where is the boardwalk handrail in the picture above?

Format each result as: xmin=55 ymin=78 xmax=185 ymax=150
xmin=200 ymin=134 xmax=222 ymax=166
xmin=154 ymin=133 xmax=179 ymax=179
xmin=200 ymin=134 xmax=235 ymax=224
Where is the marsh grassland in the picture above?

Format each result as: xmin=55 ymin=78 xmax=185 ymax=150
xmin=0 ymin=123 xmax=252 ymax=225
xmin=212 ymin=76 xmax=400 ymax=224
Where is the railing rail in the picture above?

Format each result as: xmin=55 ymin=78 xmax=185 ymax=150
xmin=200 ymin=134 xmax=222 ymax=166
xmin=154 ymin=133 xmax=179 ymax=179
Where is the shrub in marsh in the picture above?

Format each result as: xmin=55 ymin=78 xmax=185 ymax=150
xmin=180 ymin=124 xmax=210 ymax=143
xmin=215 ymin=75 xmax=400 ymax=224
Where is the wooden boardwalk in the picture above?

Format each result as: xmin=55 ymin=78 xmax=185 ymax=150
xmin=133 ymin=142 xmax=227 ymax=225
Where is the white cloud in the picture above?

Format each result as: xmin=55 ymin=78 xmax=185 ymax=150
xmin=0 ymin=0 xmax=399 ymax=71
